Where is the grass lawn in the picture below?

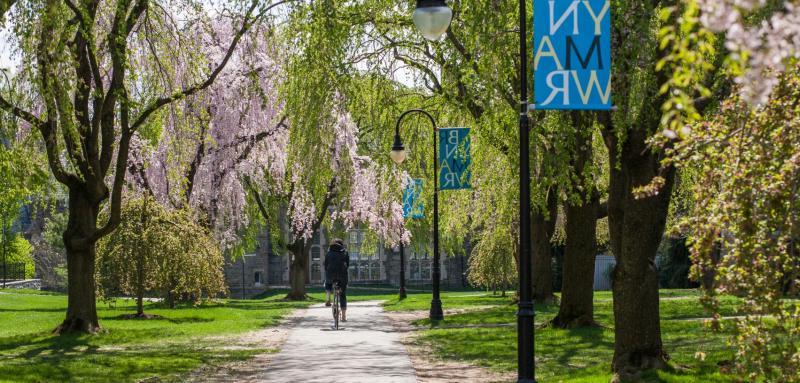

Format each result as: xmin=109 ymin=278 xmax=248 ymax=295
xmin=0 ymin=287 xmax=741 ymax=382
xmin=0 ymin=289 xmax=313 ymax=383
xmin=403 ymin=289 xmax=740 ymax=383
xmin=0 ymin=286 xmax=465 ymax=383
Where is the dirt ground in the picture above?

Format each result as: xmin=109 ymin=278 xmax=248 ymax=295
xmin=384 ymin=309 xmax=515 ymax=383
xmin=188 ymin=310 xmax=305 ymax=383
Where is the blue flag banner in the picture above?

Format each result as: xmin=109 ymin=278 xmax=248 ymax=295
xmin=533 ymin=0 xmax=612 ymax=110
xmin=402 ymin=179 xmax=425 ymax=219
xmin=438 ymin=128 xmax=471 ymax=190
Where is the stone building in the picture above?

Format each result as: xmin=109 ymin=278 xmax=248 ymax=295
xmin=224 ymin=227 xmax=469 ymax=298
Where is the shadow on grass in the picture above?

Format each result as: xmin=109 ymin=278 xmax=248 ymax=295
xmin=0 ymin=307 xmax=66 ymax=313
xmin=0 ymin=329 xmax=262 ymax=383
xmin=105 ymin=314 xmax=215 ymax=324
xmin=0 ymin=338 xmax=258 ymax=383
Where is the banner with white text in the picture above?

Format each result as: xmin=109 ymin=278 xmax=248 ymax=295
xmin=438 ymin=128 xmax=471 ymax=190
xmin=403 ymin=179 xmax=425 ymax=219
xmin=533 ymin=0 xmax=612 ymax=110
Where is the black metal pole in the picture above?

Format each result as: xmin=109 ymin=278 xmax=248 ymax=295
xmin=242 ymin=256 xmax=246 ymax=300
xmin=394 ymin=109 xmax=443 ymax=320
xmin=517 ymin=0 xmax=535 ymax=380
xmin=399 ymin=243 xmax=407 ymax=299
xmin=431 ymin=120 xmax=443 ymax=321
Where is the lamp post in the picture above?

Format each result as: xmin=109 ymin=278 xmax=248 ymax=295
xmin=409 ymin=0 xmax=534 ymax=381
xmin=515 ymin=0 xmax=536 ymax=380
xmin=390 ymin=109 xmax=443 ymax=321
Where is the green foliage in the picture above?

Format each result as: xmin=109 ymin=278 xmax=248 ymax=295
xmin=675 ymin=64 xmax=800 ymax=381
xmin=97 ymin=196 xmax=227 ymax=307
xmin=656 ymin=1 xmax=717 ymax=135
xmin=4 ymin=234 xmax=35 ymax=279
xmin=0 ymin=142 xmax=48 ymax=218
xmin=42 ymin=209 xmax=68 ymax=253
xmin=467 ymin=226 xmax=517 ymax=291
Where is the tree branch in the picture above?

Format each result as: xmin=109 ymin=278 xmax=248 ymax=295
xmin=129 ymin=0 xmax=261 ymax=132
xmin=312 ymin=176 xmax=337 ymax=234
xmin=0 ymin=95 xmax=43 ymax=127
xmin=246 ymin=177 xmax=270 ymax=224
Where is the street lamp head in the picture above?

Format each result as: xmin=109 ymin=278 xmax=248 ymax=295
xmin=413 ymin=0 xmax=453 ymax=41
xmin=390 ymin=134 xmax=407 ymax=165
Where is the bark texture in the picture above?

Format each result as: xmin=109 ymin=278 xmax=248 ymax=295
xmin=551 ymin=111 xmax=601 ymax=328
xmin=287 ymin=241 xmax=310 ymax=300
xmin=603 ymin=122 xmax=675 ymax=377
xmin=551 ymin=195 xmax=599 ymax=328
xmin=57 ymin=189 xmax=102 ymax=334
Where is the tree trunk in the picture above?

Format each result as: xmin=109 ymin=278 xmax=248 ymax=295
xmin=604 ymin=128 xmax=674 ymax=377
xmin=287 ymin=241 xmax=308 ymax=300
xmin=701 ymin=239 xmax=721 ymax=291
xmin=136 ymin=257 xmax=144 ymax=316
xmin=551 ymin=195 xmax=599 ymax=328
xmin=56 ymin=188 xmax=101 ymax=334
xmin=552 ymin=114 xmax=599 ymax=328
xmin=136 ymin=199 xmax=147 ymax=317
xmin=532 ymin=187 xmax=558 ymax=303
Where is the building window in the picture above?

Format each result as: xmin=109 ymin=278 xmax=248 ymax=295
xmin=254 ymin=271 xmax=262 ymax=284
xmin=311 ymin=246 xmax=321 ymax=262
xmin=359 ymin=262 xmax=368 ymax=280
xmin=421 ymin=261 xmax=431 ymax=280
xmin=408 ymin=253 xmax=432 ymax=281
xmin=350 ymin=231 xmax=359 ymax=244
xmin=370 ymin=261 xmax=381 ymax=280
xmin=311 ymin=263 xmax=322 ymax=283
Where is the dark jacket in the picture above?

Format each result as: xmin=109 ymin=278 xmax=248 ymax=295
xmin=324 ymin=242 xmax=349 ymax=285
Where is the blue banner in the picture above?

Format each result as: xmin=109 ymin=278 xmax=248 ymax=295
xmin=438 ymin=128 xmax=471 ymax=190
xmin=402 ymin=179 xmax=424 ymax=219
xmin=533 ymin=0 xmax=612 ymax=110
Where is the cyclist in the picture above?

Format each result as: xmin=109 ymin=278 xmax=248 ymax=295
xmin=324 ymin=239 xmax=350 ymax=321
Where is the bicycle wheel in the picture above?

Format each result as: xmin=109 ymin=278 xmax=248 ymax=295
xmin=332 ymin=284 xmax=339 ymax=330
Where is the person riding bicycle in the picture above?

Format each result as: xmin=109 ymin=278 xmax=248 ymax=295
xmin=324 ymin=239 xmax=350 ymax=321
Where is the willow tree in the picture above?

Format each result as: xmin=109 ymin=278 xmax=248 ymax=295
xmin=126 ymin=25 xmax=289 ymax=249
xmin=283 ymin=0 xmax=560 ymax=301
xmin=97 ymin=196 xmax=225 ymax=316
xmin=268 ymin=2 xmax=420 ymax=300
xmin=0 ymin=0 xmax=275 ymax=333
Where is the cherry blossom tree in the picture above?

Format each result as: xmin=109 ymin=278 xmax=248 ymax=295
xmin=248 ymin=94 xmax=408 ymax=300
xmin=0 ymin=0 xmax=281 ymax=333
xmin=127 ymin=23 xmax=289 ymax=249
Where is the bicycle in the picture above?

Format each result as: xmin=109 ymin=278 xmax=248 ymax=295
xmin=331 ymin=281 xmax=342 ymax=330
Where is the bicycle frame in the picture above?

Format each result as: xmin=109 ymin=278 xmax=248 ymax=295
xmin=332 ymin=282 xmax=341 ymax=330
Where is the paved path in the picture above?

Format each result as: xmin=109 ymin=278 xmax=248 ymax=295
xmin=262 ymin=300 xmax=417 ymax=383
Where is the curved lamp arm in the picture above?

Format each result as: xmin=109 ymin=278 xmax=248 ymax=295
xmin=391 ymin=109 xmax=437 ymax=165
